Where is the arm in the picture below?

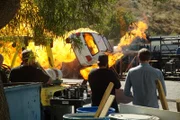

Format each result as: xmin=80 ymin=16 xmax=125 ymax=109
xmin=9 ymin=70 xmax=15 ymax=82
xmin=110 ymin=70 xmax=121 ymax=89
xmin=46 ymin=78 xmax=53 ymax=84
xmin=0 ymin=70 xmax=8 ymax=83
xmin=124 ymin=71 xmax=133 ymax=97
xmin=36 ymin=68 xmax=52 ymax=84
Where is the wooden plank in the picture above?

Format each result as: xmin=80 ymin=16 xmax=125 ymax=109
xmin=166 ymin=98 xmax=178 ymax=102
xmin=94 ymin=82 xmax=114 ymax=118
xmin=176 ymin=99 xmax=180 ymax=112
xmin=156 ymin=79 xmax=169 ymax=110
xmin=99 ymin=95 xmax=115 ymax=117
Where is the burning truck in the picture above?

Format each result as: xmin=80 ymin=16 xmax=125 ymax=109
xmin=63 ymin=21 xmax=148 ymax=80
xmin=62 ymin=31 xmax=114 ymax=79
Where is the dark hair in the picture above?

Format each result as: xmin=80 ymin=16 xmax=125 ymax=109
xmin=98 ymin=54 xmax=108 ymax=67
xmin=138 ymin=48 xmax=151 ymax=61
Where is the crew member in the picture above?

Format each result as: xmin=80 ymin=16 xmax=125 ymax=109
xmin=124 ymin=48 xmax=166 ymax=108
xmin=9 ymin=49 xmax=52 ymax=84
xmin=88 ymin=54 xmax=121 ymax=112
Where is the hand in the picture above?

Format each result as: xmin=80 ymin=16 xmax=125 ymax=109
xmin=157 ymin=96 xmax=160 ymax=99
xmin=46 ymin=78 xmax=53 ymax=84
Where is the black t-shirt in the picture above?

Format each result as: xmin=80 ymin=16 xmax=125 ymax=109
xmin=88 ymin=68 xmax=121 ymax=112
xmin=9 ymin=65 xmax=49 ymax=84
xmin=0 ymin=69 xmax=8 ymax=83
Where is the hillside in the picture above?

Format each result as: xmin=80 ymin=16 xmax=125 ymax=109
xmin=118 ymin=0 xmax=180 ymax=35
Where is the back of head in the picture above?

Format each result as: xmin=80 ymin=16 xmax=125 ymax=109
xmin=138 ymin=48 xmax=151 ymax=62
xmin=98 ymin=54 xmax=108 ymax=68
xmin=22 ymin=50 xmax=35 ymax=63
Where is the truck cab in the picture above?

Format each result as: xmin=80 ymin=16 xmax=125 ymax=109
xmin=66 ymin=32 xmax=113 ymax=66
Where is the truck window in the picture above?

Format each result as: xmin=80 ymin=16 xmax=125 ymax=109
xmin=83 ymin=33 xmax=99 ymax=55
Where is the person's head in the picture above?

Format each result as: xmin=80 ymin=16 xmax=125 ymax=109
xmin=97 ymin=54 xmax=108 ymax=68
xmin=22 ymin=50 xmax=35 ymax=65
xmin=138 ymin=48 xmax=151 ymax=63
xmin=0 ymin=54 xmax=4 ymax=67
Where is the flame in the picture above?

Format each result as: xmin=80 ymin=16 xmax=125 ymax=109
xmin=0 ymin=28 xmax=97 ymax=69
xmin=0 ymin=42 xmax=22 ymax=67
xmin=117 ymin=21 xmax=148 ymax=49
xmin=80 ymin=53 xmax=124 ymax=80
xmin=0 ymin=38 xmax=75 ymax=69
xmin=26 ymin=37 xmax=77 ymax=69
xmin=84 ymin=33 xmax=98 ymax=55
xmin=107 ymin=53 xmax=124 ymax=67
xmin=80 ymin=21 xmax=148 ymax=80
xmin=29 ymin=28 xmax=97 ymax=69
xmin=0 ymin=19 xmax=148 ymax=81
xmin=80 ymin=64 xmax=98 ymax=80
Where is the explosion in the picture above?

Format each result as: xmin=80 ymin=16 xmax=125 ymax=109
xmin=80 ymin=21 xmax=148 ymax=80
xmin=0 ymin=21 xmax=148 ymax=80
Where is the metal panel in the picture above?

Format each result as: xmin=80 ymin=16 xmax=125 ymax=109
xmin=4 ymin=83 xmax=41 ymax=120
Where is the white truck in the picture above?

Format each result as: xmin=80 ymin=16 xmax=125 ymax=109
xmin=61 ymin=31 xmax=114 ymax=79
xmin=65 ymin=32 xmax=113 ymax=67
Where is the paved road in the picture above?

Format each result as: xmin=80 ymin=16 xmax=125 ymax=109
xmin=62 ymin=78 xmax=180 ymax=112
xmin=162 ymin=80 xmax=180 ymax=112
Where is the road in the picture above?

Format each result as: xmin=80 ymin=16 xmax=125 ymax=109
xmin=161 ymin=80 xmax=180 ymax=112
xmin=62 ymin=78 xmax=180 ymax=112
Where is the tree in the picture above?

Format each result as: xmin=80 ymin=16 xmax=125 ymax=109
xmin=0 ymin=0 xmax=120 ymax=46
xmin=0 ymin=0 xmax=20 ymax=29
xmin=34 ymin=0 xmax=117 ymax=36
xmin=0 ymin=0 xmax=121 ymax=68
xmin=0 ymin=1 xmax=20 ymax=119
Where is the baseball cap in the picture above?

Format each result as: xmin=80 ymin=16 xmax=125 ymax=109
xmin=22 ymin=50 xmax=35 ymax=61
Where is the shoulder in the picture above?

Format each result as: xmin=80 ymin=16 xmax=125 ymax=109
xmin=145 ymin=66 xmax=163 ymax=77
xmin=35 ymin=67 xmax=47 ymax=75
xmin=154 ymin=68 xmax=161 ymax=72
xmin=153 ymin=68 xmax=163 ymax=75
xmin=129 ymin=65 xmax=140 ymax=72
xmin=11 ymin=66 xmax=21 ymax=71
xmin=90 ymin=68 xmax=98 ymax=73
xmin=98 ymin=68 xmax=114 ymax=74
xmin=146 ymin=65 xmax=162 ymax=73
xmin=107 ymin=69 xmax=115 ymax=74
xmin=89 ymin=68 xmax=98 ymax=76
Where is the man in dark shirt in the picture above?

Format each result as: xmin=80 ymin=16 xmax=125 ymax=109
xmin=9 ymin=50 xmax=51 ymax=84
xmin=88 ymin=55 xmax=121 ymax=112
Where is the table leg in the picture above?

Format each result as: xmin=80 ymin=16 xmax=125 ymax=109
xmin=74 ymin=104 xmax=82 ymax=113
